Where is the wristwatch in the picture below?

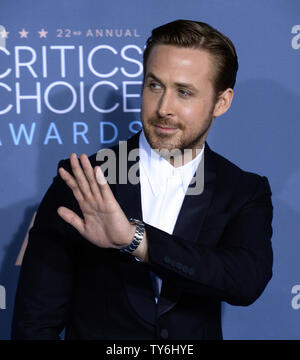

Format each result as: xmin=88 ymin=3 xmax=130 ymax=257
xmin=120 ymin=218 xmax=145 ymax=254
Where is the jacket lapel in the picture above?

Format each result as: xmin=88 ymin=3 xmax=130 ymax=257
xmin=115 ymin=133 xmax=157 ymax=325
xmin=158 ymin=143 xmax=217 ymax=317
xmin=114 ymin=134 xmax=218 ymax=322
xmin=173 ymin=142 xmax=217 ymax=242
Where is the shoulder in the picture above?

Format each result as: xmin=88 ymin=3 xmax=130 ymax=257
xmin=207 ymin=144 xmax=272 ymax=199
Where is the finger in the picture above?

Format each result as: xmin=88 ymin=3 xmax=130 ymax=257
xmin=79 ymin=154 xmax=101 ymax=200
xmin=70 ymin=153 xmax=93 ymax=199
xmin=57 ymin=206 xmax=85 ymax=235
xmin=58 ymin=166 xmax=84 ymax=202
xmin=95 ymin=166 xmax=114 ymax=201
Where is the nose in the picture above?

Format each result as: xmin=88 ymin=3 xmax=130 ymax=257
xmin=157 ymin=91 xmax=174 ymax=118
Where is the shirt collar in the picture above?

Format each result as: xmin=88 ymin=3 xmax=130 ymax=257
xmin=139 ymin=131 xmax=205 ymax=196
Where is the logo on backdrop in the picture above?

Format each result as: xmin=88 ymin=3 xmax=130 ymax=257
xmin=0 ymin=27 xmax=140 ymax=40
xmin=291 ymin=25 xmax=300 ymax=49
xmin=0 ymin=25 xmax=144 ymax=147
xmin=0 ymin=25 xmax=7 ymax=49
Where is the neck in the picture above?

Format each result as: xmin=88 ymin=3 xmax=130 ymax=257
xmin=156 ymin=146 xmax=204 ymax=168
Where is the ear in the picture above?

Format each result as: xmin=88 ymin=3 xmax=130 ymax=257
xmin=213 ymin=88 xmax=234 ymax=117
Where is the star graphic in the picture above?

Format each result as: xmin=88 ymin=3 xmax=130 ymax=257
xmin=38 ymin=28 xmax=48 ymax=38
xmin=19 ymin=29 xmax=29 ymax=38
xmin=0 ymin=29 xmax=9 ymax=38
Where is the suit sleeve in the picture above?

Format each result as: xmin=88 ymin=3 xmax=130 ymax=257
xmin=146 ymin=175 xmax=273 ymax=306
xmin=11 ymin=160 xmax=78 ymax=340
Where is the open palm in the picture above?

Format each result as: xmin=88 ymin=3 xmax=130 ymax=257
xmin=57 ymin=153 xmax=135 ymax=249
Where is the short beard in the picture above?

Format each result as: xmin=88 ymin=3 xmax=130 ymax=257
xmin=143 ymin=113 xmax=214 ymax=154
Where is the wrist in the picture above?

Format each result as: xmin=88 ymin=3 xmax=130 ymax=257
xmin=132 ymin=231 xmax=148 ymax=262
xmin=120 ymin=218 xmax=146 ymax=258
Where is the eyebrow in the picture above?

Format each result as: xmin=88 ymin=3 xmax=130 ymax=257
xmin=145 ymin=72 xmax=199 ymax=93
xmin=145 ymin=72 xmax=163 ymax=85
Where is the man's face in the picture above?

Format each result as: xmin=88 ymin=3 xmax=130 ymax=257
xmin=141 ymin=45 xmax=220 ymax=153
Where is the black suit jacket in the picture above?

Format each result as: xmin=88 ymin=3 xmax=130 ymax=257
xmin=11 ymin=132 xmax=273 ymax=340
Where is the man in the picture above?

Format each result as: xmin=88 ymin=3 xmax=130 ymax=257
xmin=12 ymin=20 xmax=273 ymax=340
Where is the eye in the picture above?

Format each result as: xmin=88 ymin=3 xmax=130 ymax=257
xmin=178 ymin=89 xmax=192 ymax=97
xmin=148 ymin=82 xmax=162 ymax=91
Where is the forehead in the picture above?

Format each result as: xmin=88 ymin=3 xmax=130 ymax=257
xmin=145 ymin=45 xmax=215 ymax=84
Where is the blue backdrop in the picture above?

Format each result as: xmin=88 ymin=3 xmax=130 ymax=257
xmin=0 ymin=0 xmax=299 ymax=340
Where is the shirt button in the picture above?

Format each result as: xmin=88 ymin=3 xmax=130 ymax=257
xmin=182 ymin=265 xmax=189 ymax=273
xmin=175 ymin=261 xmax=183 ymax=270
xmin=169 ymin=258 xmax=176 ymax=267
xmin=188 ymin=267 xmax=195 ymax=276
xmin=164 ymin=256 xmax=171 ymax=264
xmin=160 ymin=328 xmax=169 ymax=339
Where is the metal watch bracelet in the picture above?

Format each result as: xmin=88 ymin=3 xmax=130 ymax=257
xmin=120 ymin=218 xmax=145 ymax=254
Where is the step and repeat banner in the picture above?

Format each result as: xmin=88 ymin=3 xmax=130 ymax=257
xmin=0 ymin=0 xmax=299 ymax=340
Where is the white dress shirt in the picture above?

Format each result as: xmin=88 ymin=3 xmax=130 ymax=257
xmin=138 ymin=131 xmax=205 ymax=301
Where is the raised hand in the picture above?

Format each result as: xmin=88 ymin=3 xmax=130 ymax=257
xmin=57 ymin=153 xmax=136 ymax=250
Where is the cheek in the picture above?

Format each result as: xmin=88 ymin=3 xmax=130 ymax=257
xmin=178 ymin=105 xmax=201 ymax=124
xmin=142 ymin=95 xmax=161 ymax=121
xmin=178 ymin=104 xmax=212 ymax=132
xmin=141 ymin=93 xmax=154 ymax=115
xmin=185 ymin=101 xmax=212 ymax=120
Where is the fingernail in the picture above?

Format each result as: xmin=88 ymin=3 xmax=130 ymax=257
xmin=96 ymin=167 xmax=107 ymax=185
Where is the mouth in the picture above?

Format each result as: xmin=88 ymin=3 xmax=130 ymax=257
xmin=154 ymin=125 xmax=178 ymax=135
